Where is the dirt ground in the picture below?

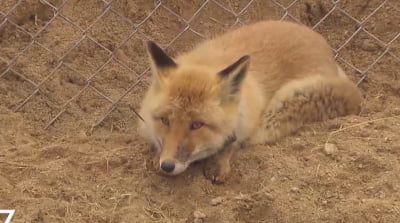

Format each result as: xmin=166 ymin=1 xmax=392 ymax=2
xmin=1 ymin=0 xmax=400 ymax=222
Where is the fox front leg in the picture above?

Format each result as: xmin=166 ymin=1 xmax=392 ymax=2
xmin=203 ymin=135 xmax=237 ymax=184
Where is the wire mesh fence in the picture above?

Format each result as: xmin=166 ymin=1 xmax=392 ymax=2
xmin=0 ymin=0 xmax=399 ymax=133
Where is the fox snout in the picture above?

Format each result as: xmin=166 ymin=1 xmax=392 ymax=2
xmin=160 ymin=159 xmax=175 ymax=173
xmin=159 ymin=159 xmax=189 ymax=175
xmin=159 ymin=157 xmax=190 ymax=175
xmin=158 ymin=143 xmax=191 ymax=175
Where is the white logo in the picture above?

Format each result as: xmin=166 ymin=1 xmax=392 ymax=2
xmin=0 ymin=210 xmax=15 ymax=223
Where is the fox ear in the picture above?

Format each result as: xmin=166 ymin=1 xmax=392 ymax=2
xmin=218 ymin=55 xmax=250 ymax=101
xmin=147 ymin=41 xmax=178 ymax=83
xmin=147 ymin=41 xmax=177 ymax=73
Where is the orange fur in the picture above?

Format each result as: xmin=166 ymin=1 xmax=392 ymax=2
xmin=138 ymin=20 xmax=362 ymax=182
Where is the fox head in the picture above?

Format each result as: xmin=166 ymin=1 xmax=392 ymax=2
xmin=138 ymin=41 xmax=250 ymax=175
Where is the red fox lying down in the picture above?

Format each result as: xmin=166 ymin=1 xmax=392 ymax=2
xmin=138 ymin=20 xmax=362 ymax=184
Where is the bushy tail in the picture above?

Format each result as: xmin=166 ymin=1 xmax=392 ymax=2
xmin=252 ymin=74 xmax=362 ymax=144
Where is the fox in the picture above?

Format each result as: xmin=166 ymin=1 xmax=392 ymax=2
xmin=137 ymin=20 xmax=362 ymax=184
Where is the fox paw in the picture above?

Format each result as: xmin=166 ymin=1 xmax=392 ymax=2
xmin=203 ymin=158 xmax=231 ymax=185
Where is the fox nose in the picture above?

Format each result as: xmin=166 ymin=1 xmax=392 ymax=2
xmin=160 ymin=160 xmax=175 ymax=173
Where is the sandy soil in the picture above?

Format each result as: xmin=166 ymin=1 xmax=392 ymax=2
xmin=1 ymin=0 xmax=400 ymax=222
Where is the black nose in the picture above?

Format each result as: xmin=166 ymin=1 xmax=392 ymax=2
xmin=160 ymin=160 xmax=175 ymax=173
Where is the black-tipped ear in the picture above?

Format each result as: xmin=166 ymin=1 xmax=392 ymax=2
xmin=147 ymin=41 xmax=177 ymax=70
xmin=219 ymin=55 xmax=250 ymax=78
xmin=218 ymin=55 xmax=250 ymax=96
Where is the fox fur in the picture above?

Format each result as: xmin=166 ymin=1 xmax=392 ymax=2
xmin=137 ymin=20 xmax=362 ymax=183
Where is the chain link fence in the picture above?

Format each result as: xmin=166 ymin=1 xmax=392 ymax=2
xmin=1 ymin=0 xmax=399 ymax=133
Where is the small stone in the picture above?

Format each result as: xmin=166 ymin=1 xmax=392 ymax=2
xmin=291 ymin=143 xmax=306 ymax=151
xmin=358 ymin=164 xmax=363 ymax=169
xmin=360 ymin=39 xmax=381 ymax=52
xmin=322 ymin=200 xmax=328 ymax=205
xmin=233 ymin=194 xmax=248 ymax=200
xmin=291 ymin=187 xmax=300 ymax=193
xmin=264 ymin=193 xmax=275 ymax=201
xmin=210 ymin=196 xmax=224 ymax=206
xmin=193 ymin=210 xmax=206 ymax=219
xmin=358 ymin=129 xmax=371 ymax=137
xmin=323 ymin=143 xmax=338 ymax=155
xmin=270 ymin=177 xmax=276 ymax=183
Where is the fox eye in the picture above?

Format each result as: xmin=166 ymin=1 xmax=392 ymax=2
xmin=160 ymin=117 xmax=169 ymax=126
xmin=190 ymin=121 xmax=204 ymax=130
